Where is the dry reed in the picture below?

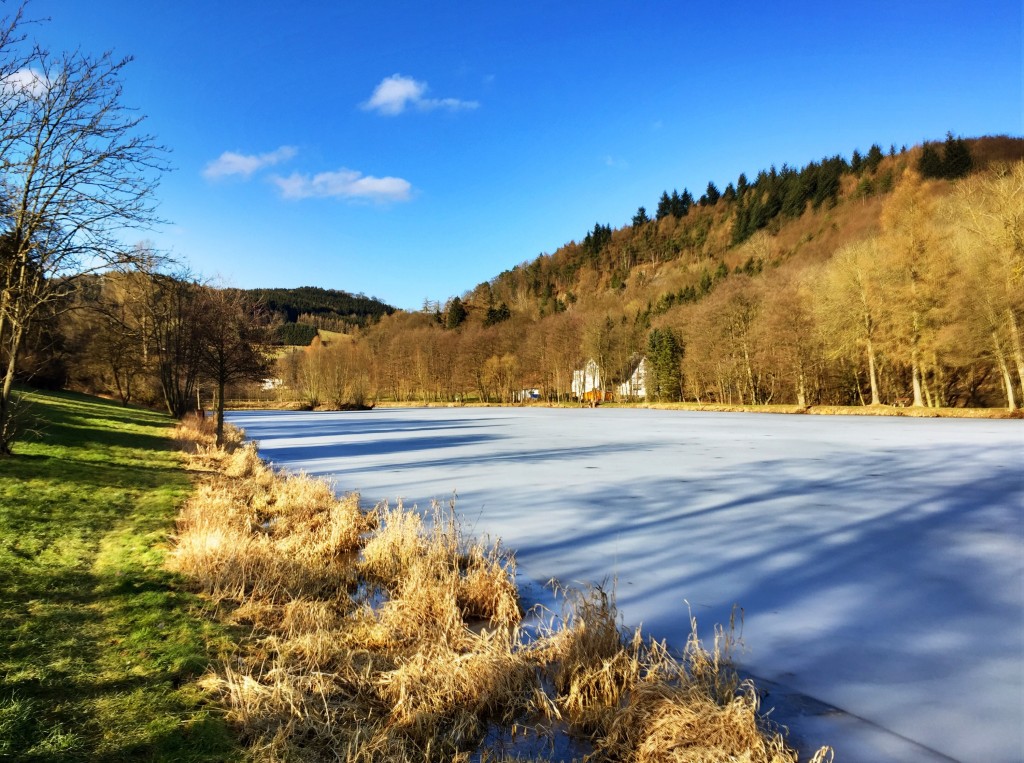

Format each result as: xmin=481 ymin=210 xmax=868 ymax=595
xmin=170 ymin=415 xmax=831 ymax=762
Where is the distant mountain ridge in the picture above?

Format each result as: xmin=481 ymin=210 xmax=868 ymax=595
xmin=244 ymin=285 xmax=395 ymax=335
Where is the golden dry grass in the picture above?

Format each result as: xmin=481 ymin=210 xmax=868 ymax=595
xmin=170 ymin=416 xmax=831 ymax=762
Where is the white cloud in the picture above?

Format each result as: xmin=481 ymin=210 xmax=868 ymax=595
xmin=271 ymin=168 xmax=412 ymax=202
xmin=203 ymin=145 xmax=297 ymax=180
xmin=362 ymin=74 xmax=478 ymax=115
xmin=3 ymin=68 xmax=48 ymax=98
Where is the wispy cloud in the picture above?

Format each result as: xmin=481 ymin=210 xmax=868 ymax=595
xmin=362 ymin=74 xmax=478 ymax=116
xmin=203 ymin=145 xmax=297 ymax=180
xmin=271 ymin=168 xmax=412 ymax=202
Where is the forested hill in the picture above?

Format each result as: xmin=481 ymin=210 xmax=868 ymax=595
xmin=468 ymin=134 xmax=1023 ymax=319
xmin=302 ymin=133 xmax=1023 ymax=411
xmin=245 ymin=286 xmax=395 ymax=331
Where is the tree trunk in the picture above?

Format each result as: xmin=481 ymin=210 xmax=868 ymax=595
xmin=993 ymin=332 xmax=1017 ymax=410
xmin=742 ymin=342 xmax=757 ymax=405
xmin=0 ymin=323 xmax=25 ymax=455
xmin=911 ymin=354 xmax=925 ymax=407
xmin=1007 ymin=308 xmax=1024 ymax=404
xmin=865 ymin=336 xmax=881 ymax=405
xmin=216 ymin=376 xmax=226 ymax=447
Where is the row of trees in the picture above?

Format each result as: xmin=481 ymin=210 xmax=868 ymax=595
xmin=57 ymin=268 xmax=270 ymax=445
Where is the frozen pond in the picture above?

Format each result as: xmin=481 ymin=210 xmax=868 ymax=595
xmin=228 ymin=407 xmax=1024 ymax=763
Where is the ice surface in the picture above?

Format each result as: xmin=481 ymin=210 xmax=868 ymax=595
xmin=228 ymin=407 xmax=1024 ymax=763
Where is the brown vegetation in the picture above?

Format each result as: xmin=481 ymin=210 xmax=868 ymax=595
xmin=170 ymin=414 xmax=831 ymax=762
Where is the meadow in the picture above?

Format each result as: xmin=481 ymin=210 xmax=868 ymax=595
xmin=0 ymin=390 xmax=238 ymax=760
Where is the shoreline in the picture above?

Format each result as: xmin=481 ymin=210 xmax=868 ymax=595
xmin=227 ymin=398 xmax=1021 ymax=419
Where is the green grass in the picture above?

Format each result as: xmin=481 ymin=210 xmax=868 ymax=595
xmin=0 ymin=389 xmax=239 ymax=762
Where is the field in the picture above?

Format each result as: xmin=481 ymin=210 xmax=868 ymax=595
xmin=229 ymin=406 xmax=1024 ymax=763
xmin=0 ymin=390 xmax=238 ymax=761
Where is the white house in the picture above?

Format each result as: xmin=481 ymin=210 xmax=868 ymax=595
xmin=571 ymin=359 xmax=601 ymax=399
xmin=618 ymin=356 xmax=648 ymax=400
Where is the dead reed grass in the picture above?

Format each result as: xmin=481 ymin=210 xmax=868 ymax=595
xmin=170 ymin=415 xmax=831 ymax=762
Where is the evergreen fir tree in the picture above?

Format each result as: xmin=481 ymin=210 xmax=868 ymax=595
xmin=736 ymin=172 xmax=749 ymax=200
xmin=656 ymin=191 xmax=672 ymax=221
xmin=646 ymin=327 xmax=683 ymax=401
xmin=918 ymin=142 xmax=944 ymax=178
xmin=704 ymin=181 xmax=721 ymax=205
xmin=445 ymin=296 xmax=467 ymax=329
xmin=850 ymin=149 xmax=863 ymax=174
xmin=941 ymin=133 xmax=972 ymax=179
xmin=669 ymin=189 xmax=685 ymax=217
xmin=865 ymin=144 xmax=884 ymax=173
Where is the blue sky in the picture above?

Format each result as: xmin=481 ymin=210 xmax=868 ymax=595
xmin=23 ymin=1 xmax=1024 ymax=309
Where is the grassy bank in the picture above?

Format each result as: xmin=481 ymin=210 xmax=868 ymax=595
xmin=172 ymin=416 xmax=831 ymax=762
xmin=0 ymin=390 xmax=238 ymax=761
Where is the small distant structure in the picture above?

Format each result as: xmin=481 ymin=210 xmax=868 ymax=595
xmin=261 ymin=377 xmax=283 ymax=391
xmin=617 ymin=356 xmax=648 ymax=400
xmin=572 ymin=359 xmax=602 ymax=400
xmin=514 ymin=388 xmax=541 ymax=402
xmin=572 ymin=356 xmax=649 ymax=402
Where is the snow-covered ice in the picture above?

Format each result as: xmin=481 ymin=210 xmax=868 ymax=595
xmin=228 ymin=407 xmax=1024 ymax=763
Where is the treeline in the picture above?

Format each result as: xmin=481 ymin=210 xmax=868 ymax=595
xmin=51 ymin=270 xmax=272 ymax=444
xmin=479 ymin=135 xmax=1008 ymax=318
xmin=277 ymin=149 xmax=1023 ymax=411
xmin=245 ymin=286 xmax=394 ymax=336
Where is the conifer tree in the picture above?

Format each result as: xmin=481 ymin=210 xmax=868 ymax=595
xmin=736 ymin=173 xmax=749 ymax=200
xmin=445 ymin=296 xmax=467 ymax=329
xmin=866 ymin=144 xmax=884 ymax=173
xmin=941 ymin=133 xmax=972 ymax=179
xmin=704 ymin=182 xmax=721 ymax=205
xmin=646 ymin=327 xmax=683 ymax=401
xmin=918 ymin=142 xmax=944 ymax=179
xmin=656 ymin=191 xmax=672 ymax=221
xmin=851 ymin=149 xmax=863 ymax=174
xmin=669 ymin=189 xmax=685 ymax=217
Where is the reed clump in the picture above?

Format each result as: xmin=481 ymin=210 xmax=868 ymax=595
xmin=171 ymin=415 xmax=831 ymax=762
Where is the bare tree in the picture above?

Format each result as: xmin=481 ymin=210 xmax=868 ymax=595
xmin=198 ymin=288 xmax=271 ymax=446
xmin=953 ymin=162 xmax=1024 ymax=408
xmin=0 ymin=14 xmax=167 ymax=451
xmin=146 ymin=272 xmax=205 ymax=419
xmin=817 ymin=240 xmax=886 ymax=406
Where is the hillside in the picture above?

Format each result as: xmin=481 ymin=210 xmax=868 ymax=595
xmin=475 ymin=135 xmax=1023 ymax=319
xmin=244 ymin=285 xmax=395 ymax=339
xmin=275 ymin=135 xmax=1024 ymax=411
